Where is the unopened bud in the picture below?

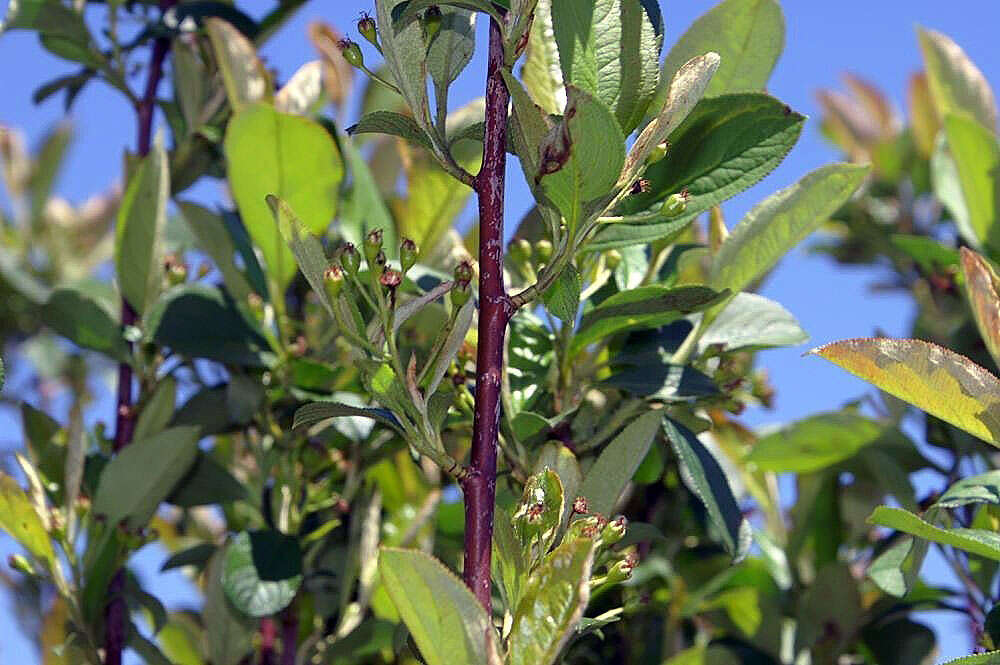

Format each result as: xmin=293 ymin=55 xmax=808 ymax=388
xmin=357 ymin=12 xmax=378 ymax=47
xmin=373 ymin=250 xmax=387 ymax=271
xmin=662 ymin=188 xmax=690 ymax=218
xmin=509 ymin=238 xmax=532 ymax=266
xmin=605 ymin=552 xmax=636 ymax=584
xmin=567 ymin=514 xmax=607 ymax=541
xmin=601 ymin=515 xmax=627 ymax=547
xmin=400 ymin=238 xmax=418 ymax=274
xmin=339 ymin=243 xmax=361 ymax=277
xmin=454 ymin=260 xmax=474 ymax=286
xmin=337 ymin=38 xmax=364 ymax=68
xmin=451 ymin=280 xmax=471 ymax=308
xmin=534 ymin=239 xmax=553 ymax=265
xmin=324 ymin=265 xmax=344 ymax=300
xmin=423 ymin=6 xmax=442 ymax=42
xmin=364 ymin=229 xmax=384 ymax=266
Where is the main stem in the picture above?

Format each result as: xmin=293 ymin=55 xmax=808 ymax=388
xmin=462 ymin=17 xmax=510 ymax=613
xmin=104 ymin=4 xmax=175 ymax=663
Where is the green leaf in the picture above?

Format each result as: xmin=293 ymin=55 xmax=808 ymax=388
xmin=0 ymin=472 xmax=56 ymax=570
xmin=746 ymin=412 xmax=908 ymax=474
xmin=492 ymin=508 xmax=528 ymax=612
xmin=586 ymin=214 xmax=695 ymax=252
xmin=934 ymin=471 xmax=1000 ymax=509
xmin=377 ymin=0 xmax=433 ymax=136
xmin=508 ymin=312 xmax=555 ymax=413
xmin=944 ymin=114 xmax=1000 ymax=253
xmin=570 ymin=285 xmax=726 ymax=356
xmin=538 ymin=86 xmax=625 ymax=228
xmin=378 ymin=547 xmax=502 ymax=665
xmin=811 ymin=337 xmax=1000 ymax=447
xmin=222 ymin=530 xmax=302 ymax=617
xmin=961 ymin=248 xmax=1000 ymax=369
xmin=1 ymin=0 xmax=102 ymax=67
xmin=391 ymin=0 xmax=502 ymax=28
xmin=178 ymin=202 xmax=256 ymax=304
xmin=266 ymin=195 xmax=336 ymax=319
xmin=133 ymin=378 xmax=177 ymax=442
xmin=868 ymin=537 xmax=921 ymax=598
xmin=41 ymin=286 xmax=129 ymax=361
xmin=512 ymin=468 xmax=564 ymax=558
xmin=658 ymin=0 xmax=783 ymax=101
xmin=521 ymin=0 xmax=564 ymax=115
xmin=92 ymin=427 xmax=200 ymax=530
xmin=542 ymin=263 xmax=581 ymax=323
xmin=695 ymin=292 xmax=807 ymax=353
xmin=224 ymin=103 xmax=343 ymax=288
xmin=339 ymin=135 xmax=397 ymax=252
xmin=205 ymin=17 xmax=271 ymax=112
xmin=917 ymin=27 xmax=997 ymax=132
xmin=145 ymin=284 xmax=269 ymax=366
xmin=619 ymin=94 xmax=805 ymax=217
xmin=349 ymin=111 xmax=435 ymax=151
xmin=116 ymin=139 xmax=169 ymax=314
xmin=940 ymin=653 xmax=1000 ymax=665
xmin=869 ymin=505 xmax=1000 ymax=562
xmin=507 ymin=538 xmax=595 ymax=665
xmin=579 ymin=410 xmax=661 ymax=515
xmin=620 ymin=52 xmax=719 ymax=187
xmin=710 ymin=163 xmax=870 ymax=295
xmin=550 ymin=0 xmax=663 ymax=133
xmin=168 ymin=453 xmax=247 ymax=507
xmin=203 ymin=550 xmax=255 ymax=665
xmin=891 ymin=234 xmax=960 ymax=274
xmin=603 ymin=362 xmax=716 ymax=401
xmin=161 ymin=543 xmax=216 ymax=572
xmin=662 ymin=417 xmax=752 ymax=561
xmin=427 ymin=8 xmax=476 ymax=89
xmin=931 ymin=134 xmax=977 ymax=247
xmin=293 ymin=401 xmax=403 ymax=433
xmin=504 ymin=70 xmax=553 ymax=186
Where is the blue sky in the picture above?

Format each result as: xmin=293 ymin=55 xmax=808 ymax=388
xmin=2 ymin=1 xmax=1000 ymax=662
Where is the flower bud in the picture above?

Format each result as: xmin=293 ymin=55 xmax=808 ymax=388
xmin=647 ymin=140 xmax=669 ymax=165
xmin=454 ymin=260 xmax=474 ymax=286
xmin=339 ymin=243 xmax=361 ymax=277
xmin=567 ymin=514 xmax=607 ymax=541
xmin=662 ymin=187 xmax=690 ymax=218
xmin=324 ymin=265 xmax=344 ymax=300
xmin=423 ymin=6 xmax=443 ymax=42
xmin=337 ymin=38 xmax=364 ymax=68
xmin=357 ymin=12 xmax=378 ymax=47
xmin=572 ymin=496 xmax=590 ymax=515
xmin=509 ymin=238 xmax=532 ymax=266
xmin=379 ymin=268 xmax=402 ymax=290
xmin=7 ymin=554 xmax=34 ymax=575
xmin=534 ymin=239 xmax=553 ymax=265
xmin=400 ymin=238 xmax=418 ymax=274
xmin=364 ymin=228 xmax=384 ymax=267
xmin=601 ymin=515 xmax=627 ymax=547
xmin=605 ymin=552 xmax=637 ymax=584
xmin=373 ymin=250 xmax=387 ymax=271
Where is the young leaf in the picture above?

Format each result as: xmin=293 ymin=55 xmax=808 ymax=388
xmin=538 ymin=86 xmax=626 ymax=228
xmin=521 ymin=0 xmax=565 ymax=115
xmin=621 ymin=53 xmax=720 ymax=187
xmin=961 ymin=248 xmax=1000 ymax=368
xmin=378 ymin=548 xmax=502 ymax=665
xmin=869 ymin=505 xmax=1000 ymax=562
xmin=579 ymin=409 xmax=661 ymax=515
xmin=205 ymin=17 xmax=271 ymax=112
xmin=222 ymin=530 xmax=303 ymax=617
xmin=507 ymin=538 xmax=595 ymax=665
xmin=532 ymin=443 xmax=582 ymax=522
xmin=917 ymin=27 xmax=997 ymax=131
xmin=41 ymin=286 xmax=129 ymax=362
xmin=550 ymin=0 xmax=663 ymax=133
xmin=570 ymin=285 xmax=726 ymax=356
xmin=810 ymin=338 xmax=1000 ymax=448
xmin=746 ymin=412 xmax=908 ymax=474
xmin=944 ymin=115 xmax=1000 ymax=254
xmin=116 ymin=138 xmax=169 ymax=315
xmin=512 ymin=468 xmax=564 ymax=558
xmin=658 ymin=0 xmax=784 ymax=100
xmin=662 ymin=417 xmax=752 ymax=561
xmin=542 ymin=263 xmax=581 ymax=323
xmin=349 ymin=110 xmax=435 ymax=152
xmin=0 ymin=472 xmax=57 ymax=571
xmin=92 ymin=426 xmax=201 ymax=530
xmin=710 ymin=163 xmax=870 ymax=295
xmin=224 ymin=103 xmax=343 ymax=288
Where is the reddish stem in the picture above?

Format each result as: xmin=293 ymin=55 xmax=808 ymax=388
xmin=259 ymin=618 xmax=277 ymax=665
xmin=103 ymin=4 xmax=176 ymax=664
xmin=462 ymin=16 xmax=511 ymax=613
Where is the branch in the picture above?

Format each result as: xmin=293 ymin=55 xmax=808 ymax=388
xmin=462 ymin=16 xmax=510 ymax=614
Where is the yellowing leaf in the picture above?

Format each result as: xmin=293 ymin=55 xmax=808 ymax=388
xmin=917 ymin=27 xmax=997 ymax=131
xmin=811 ymin=338 xmax=1000 ymax=447
xmin=0 ymin=471 xmax=56 ymax=571
xmin=961 ymin=248 xmax=1000 ymax=369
